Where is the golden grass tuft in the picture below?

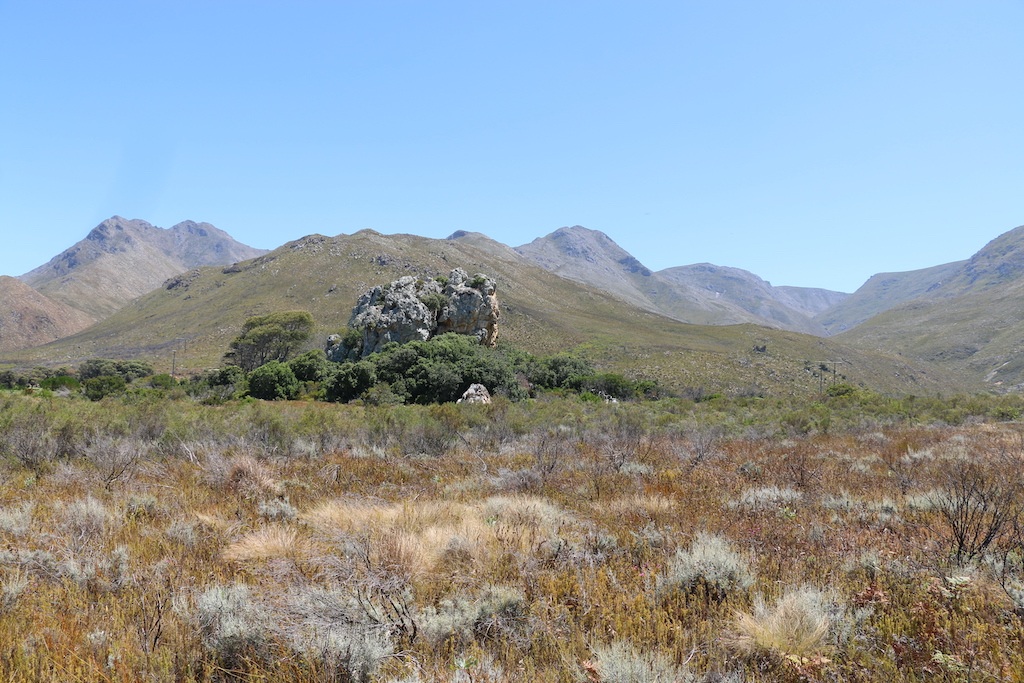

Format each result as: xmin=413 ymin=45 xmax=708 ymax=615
xmin=727 ymin=587 xmax=832 ymax=659
xmin=224 ymin=455 xmax=282 ymax=498
xmin=602 ymin=493 xmax=678 ymax=520
xmin=302 ymin=499 xmax=495 ymax=579
xmin=222 ymin=525 xmax=305 ymax=562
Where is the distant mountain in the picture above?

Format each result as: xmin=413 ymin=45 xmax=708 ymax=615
xmin=655 ymin=263 xmax=838 ymax=335
xmin=835 ymin=224 xmax=1024 ymax=388
xmin=773 ymin=286 xmax=850 ymax=317
xmin=1 ymin=230 xmax=951 ymax=396
xmin=814 ymin=262 xmax=964 ymax=334
xmin=510 ymin=226 xmax=845 ymax=336
xmin=0 ymin=276 xmax=94 ymax=353
xmin=19 ymin=216 xmax=268 ymax=321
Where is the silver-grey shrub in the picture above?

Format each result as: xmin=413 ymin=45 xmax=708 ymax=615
xmin=417 ymin=584 xmax=528 ymax=649
xmin=292 ymin=626 xmax=394 ymax=683
xmin=589 ymin=640 xmax=694 ymax=683
xmin=727 ymin=485 xmax=802 ymax=511
xmin=657 ymin=532 xmax=755 ymax=600
xmin=195 ymin=583 xmax=272 ymax=669
xmin=0 ymin=501 xmax=34 ymax=537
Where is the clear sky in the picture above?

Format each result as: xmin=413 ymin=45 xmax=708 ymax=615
xmin=1 ymin=1 xmax=1022 ymax=293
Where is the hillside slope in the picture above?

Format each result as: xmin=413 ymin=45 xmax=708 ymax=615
xmin=815 ymin=261 xmax=964 ymax=334
xmin=3 ymin=230 xmax=959 ymax=396
xmin=835 ymin=225 xmax=1024 ymax=388
xmin=0 ymin=276 xmax=95 ymax=353
xmin=19 ymin=216 xmax=268 ymax=321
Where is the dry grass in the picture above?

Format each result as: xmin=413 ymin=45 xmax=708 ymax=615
xmin=223 ymin=454 xmax=283 ymax=498
xmin=222 ymin=526 xmax=306 ymax=563
xmin=727 ymin=587 xmax=832 ymax=658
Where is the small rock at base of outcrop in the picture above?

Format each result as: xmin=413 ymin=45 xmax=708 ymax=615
xmin=458 ymin=384 xmax=491 ymax=404
xmin=330 ymin=268 xmax=500 ymax=359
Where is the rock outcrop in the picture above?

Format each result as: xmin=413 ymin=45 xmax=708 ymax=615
xmin=457 ymin=383 xmax=492 ymax=404
xmin=329 ymin=268 xmax=499 ymax=359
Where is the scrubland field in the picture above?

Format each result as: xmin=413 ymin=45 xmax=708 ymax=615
xmin=2 ymin=390 xmax=1024 ymax=682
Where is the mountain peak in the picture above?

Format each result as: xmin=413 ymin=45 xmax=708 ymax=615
xmin=18 ymin=217 xmax=269 ymax=322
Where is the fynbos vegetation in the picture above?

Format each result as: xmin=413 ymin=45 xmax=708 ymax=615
xmin=1 ymin=386 xmax=1024 ymax=681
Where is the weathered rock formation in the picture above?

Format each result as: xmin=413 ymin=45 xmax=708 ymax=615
xmin=457 ymin=383 xmax=492 ymax=404
xmin=328 ymin=268 xmax=499 ymax=359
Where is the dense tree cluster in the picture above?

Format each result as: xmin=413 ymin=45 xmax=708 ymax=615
xmin=0 ymin=310 xmax=656 ymax=405
xmin=224 ymin=311 xmax=314 ymax=372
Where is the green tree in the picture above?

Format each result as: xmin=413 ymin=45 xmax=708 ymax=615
xmin=288 ymin=349 xmax=331 ymax=383
xmin=225 ymin=311 xmax=314 ymax=371
xmin=247 ymin=361 xmax=300 ymax=401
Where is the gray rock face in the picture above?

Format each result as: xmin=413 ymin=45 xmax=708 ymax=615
xmin=334 ymin=268 xmax=500 ymax=358
xmin=457 ymin=383 xmax=492 ymax=404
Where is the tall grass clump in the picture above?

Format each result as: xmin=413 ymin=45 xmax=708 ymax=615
xmin=727 ymin=586 xmax=833 ymax=660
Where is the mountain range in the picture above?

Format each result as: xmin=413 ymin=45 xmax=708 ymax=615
xmin=2 ymin=215 xmax=1023 ymax=394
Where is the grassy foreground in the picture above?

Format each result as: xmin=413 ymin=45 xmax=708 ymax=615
xmin=1 ymin=390 xmax=1024 ymax=681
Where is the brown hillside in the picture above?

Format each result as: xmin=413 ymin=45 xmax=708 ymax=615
xmin=0 ymin=276 xmax=95 ymax=353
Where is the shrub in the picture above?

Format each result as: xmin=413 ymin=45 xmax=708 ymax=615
xmin=0 ymin=501 xmax=34 ymax=537
xmin=195 ymin=583 xmax=272 ymax=669
xmin=588 ymin=640 xmax=694 ymax=683
xmin=325 ymin=361 xmax=377 ymax=403
xmin=933 ymin=453 xmax=1024 ymax=565
xmin=417 ymin=584 xmax=527 ymax=649
xmin=248 ymin=361 xmax=300 ymax=401
xmin=226 ymin=310 xmax=315 ymax=371
xmin=78 ymin=359 xmax=153 ymax=382
xmin=147 ymin=373 xmax=176 ymax=390
xmin=728 ymin=485 xmax=803 ymax=511
xmin=658 ymin=532 xmax=755 ymax=600
xmin=83 ymin=375 xmax=127 ymax=401
xmin=39 ymin=375 xmax=80 ymax=392
xmin=418 ymin=292 xmax=447 ymax=314
xmin=60 ymin=496 xmax=112 ymax=539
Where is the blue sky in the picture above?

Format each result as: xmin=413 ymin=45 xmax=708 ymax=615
xmin=1 ymin=1 xmax=1022 ymax=293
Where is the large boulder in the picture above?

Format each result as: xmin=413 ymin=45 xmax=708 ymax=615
xmin=457 ymin=383 xmax=492 ymax=404
xmin=329 ymin=268 xmax=500 ymax=359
